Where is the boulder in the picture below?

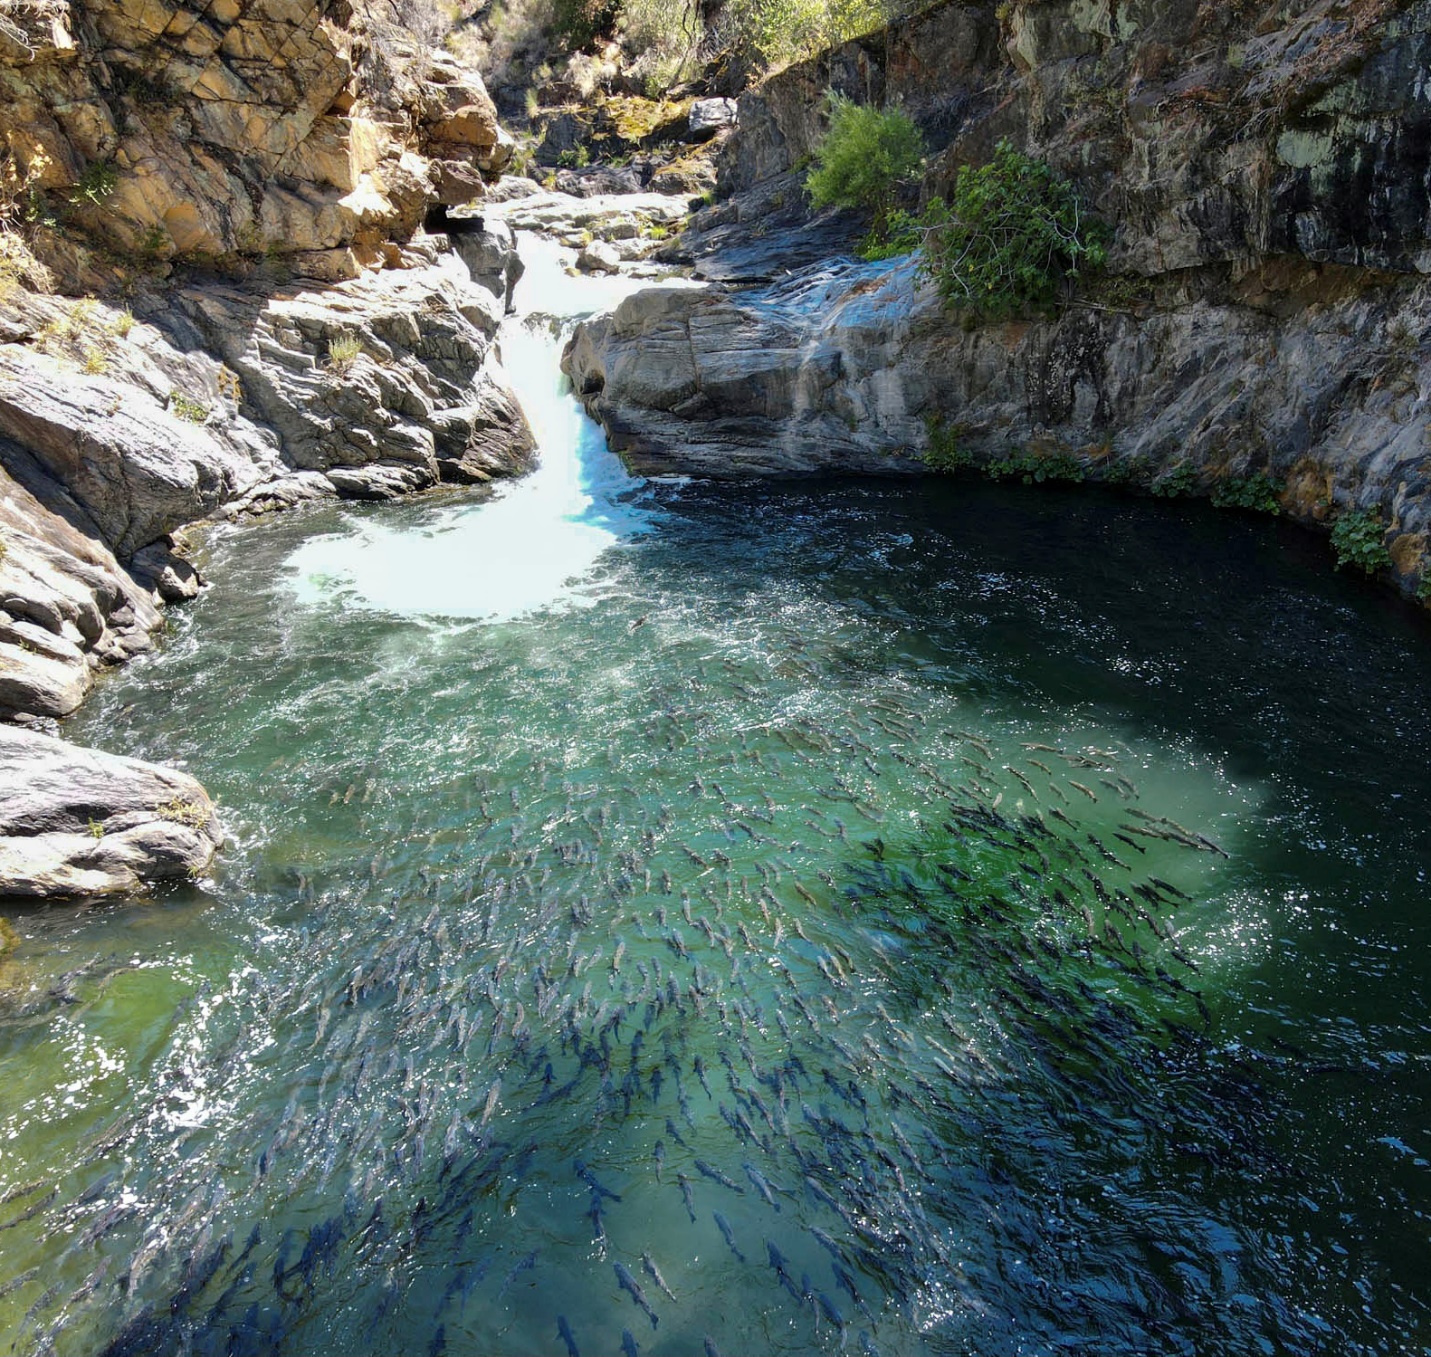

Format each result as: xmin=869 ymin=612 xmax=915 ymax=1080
xmin=577 ymin=240 xmax=621 ymax=274
xmin=0 ymin=725 xmax=223 ymax=898
xmin=687 ymin=98 xmax=737 ymax=140
xmin=451 ymin=219 xmax=525 ymax=313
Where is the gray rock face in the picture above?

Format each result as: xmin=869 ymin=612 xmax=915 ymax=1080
xmin=0 ymin=464 xmax=161 ymax=721
xmin=688 ymin=98 xmax=738 ymax=141
xmin=451 ymin=219 xmax=526 ymax=313
xmin=0 ymin=725 xmax=223 ymax=898
xmin=0 ymin=355 xmax=265 ymax=557
xmin=573 ymin=0 xmax=1431 ymax=599
xmin=563 ymin=253 xmax=1431 ymax=592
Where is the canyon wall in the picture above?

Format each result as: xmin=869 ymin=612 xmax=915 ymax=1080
xmin=566 ymin=0 xmax=1431 ymax=598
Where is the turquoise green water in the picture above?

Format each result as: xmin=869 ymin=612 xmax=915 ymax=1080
xmin=5 ymin=370 xmax=1431 ymax=1353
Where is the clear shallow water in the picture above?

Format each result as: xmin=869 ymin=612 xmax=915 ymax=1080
xmin=4 ymin=266 xmax=1431 ymax=1357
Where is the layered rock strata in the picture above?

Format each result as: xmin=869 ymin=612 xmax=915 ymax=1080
xmin=0 ymin=725 xmax=222 ymax=897
xmin=568 ymin=0 xmax=1431 ymax=596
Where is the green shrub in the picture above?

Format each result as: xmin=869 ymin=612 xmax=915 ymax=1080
xmin=1210 ymin=471 xmax=1282 ymax=514
xmin=986 ymin=449 xmax=1086 ymax=485
xmin=806 ymin=95 xmax=923 ymax=237
xmin=69 ymin=160 xmax=118 ymax=208
xmin=1151 ymin=463 xmax=1201 ymax=498
xmin=722 ymin=0 xmax=903 ymax=70
xmin=553 ymin=0 xmax=616 ymax=48
xmin=922 ymin=417 xmax=974 ymax=473
xmin=920 ymin=142 xmax=1107 ymax=320
xmin=1330 ymin=508 xmax=1391 ymax=574
xmin=328 ymin=332 xmax=364 ymax=376
xmin=168 ymin=390 xmax=210 ymax=423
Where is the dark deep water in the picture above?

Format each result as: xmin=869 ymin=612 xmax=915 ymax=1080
xmin=4 ymin=474 xmax=1431 ymax=1357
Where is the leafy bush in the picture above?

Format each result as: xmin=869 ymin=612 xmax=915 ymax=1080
xmin=553 ymin=0 xmax=617 ymax=48
xmin=806 ymin=95 xmax=923 ymax=236
xmin=1330 ymin=508 xmax=1391 ymax=574
xmin=922 ymin=417 xmax=975 ymax=473
xmin=168 ymin=390 xmax=210 ymax=423
xmin=1151 ymin=463 xmax=1201 ymax=498
xmin=1210 ymin=471 xmax=1282 ymax=514
xmin=718 ymin=0 xmax=914 ymax=70
xmin=920 ymin=142 xmax=1107 ymax=320
xmin=986 ymin=449 xmax=1086 ymax=485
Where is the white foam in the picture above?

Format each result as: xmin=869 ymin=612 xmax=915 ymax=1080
xmin=284 ymin=234 xmax=688 ymax=623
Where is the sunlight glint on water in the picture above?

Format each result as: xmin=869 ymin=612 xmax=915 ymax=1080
xmin=5 ymin=238 xmax=1431 ymax=1357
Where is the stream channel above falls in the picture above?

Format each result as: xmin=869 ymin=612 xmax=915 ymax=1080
xmin=3 ymin=237 xmax=1431 ymax=1357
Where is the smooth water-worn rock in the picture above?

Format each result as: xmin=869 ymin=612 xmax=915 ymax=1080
xmin=566 ymin=251 xmax=1431 ymax=579
xmin=0 ymin=464 xmax=161 ymax=720
xmin=0 ymin=725 xmax=222 ymax=897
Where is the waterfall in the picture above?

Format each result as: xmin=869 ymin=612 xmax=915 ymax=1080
xmin=284 ymin=235 xmax=666 ymax=623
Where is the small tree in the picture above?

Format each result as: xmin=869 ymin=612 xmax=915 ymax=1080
xmin=918 ymin=141 xmax=1108 ymax=319
xmin=805 ymin=94 xmax=924 ymax=237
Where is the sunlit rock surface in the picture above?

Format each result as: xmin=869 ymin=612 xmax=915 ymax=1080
xmin=0 ymin=725 xmax=222 ymax=897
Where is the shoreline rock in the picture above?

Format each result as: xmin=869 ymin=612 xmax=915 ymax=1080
xmin=0 ymin=726 xmax=223 ymax=898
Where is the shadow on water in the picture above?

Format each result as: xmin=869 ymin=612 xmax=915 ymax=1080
xmin=3 ymin=468 xmax=1431 ymax=1355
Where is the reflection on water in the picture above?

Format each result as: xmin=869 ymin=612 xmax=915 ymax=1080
xmin=3 ymin=252 xmax=1431 ymax=1357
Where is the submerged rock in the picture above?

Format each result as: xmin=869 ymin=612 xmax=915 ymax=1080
xmin=0 ymin=726 xmax=223 ymax=898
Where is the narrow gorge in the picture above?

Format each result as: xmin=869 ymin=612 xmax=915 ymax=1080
xmin=2 ymin=1 xmax=1431 ymax=1355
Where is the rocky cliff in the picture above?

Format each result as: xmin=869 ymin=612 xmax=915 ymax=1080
xmin=1 ymin=0 xmax=514 ymax=278
xmin=0 ymin=0 xmax=540 ymax=896
xmin=565 ymin=0 xmax=1431 ymax=600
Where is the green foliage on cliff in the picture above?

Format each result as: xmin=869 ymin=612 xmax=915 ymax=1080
xmin=1330 ymin=508 xmax=1392 ymax=574
xmin=1210 ymin=472 xmax=1282 ymax=515
xmin=922 ymin=142 xmax=1107 ymax=319
xmin=806 ymin=95 xmax=924 ymax=234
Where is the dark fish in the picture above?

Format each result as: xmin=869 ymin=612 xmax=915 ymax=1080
xmin=641 ymin=1251 xmax=677 ymax=1302
xmin=713 ymin=1211 xmax=745 ymax=1263
xmin=704 ymin=1338 xmax=722 ymax=1357
xmin=677 ymin=1173 xmax=697 ymax=1223
xmin=621 ymin=1331 xmax=640 ymax=1357
xmin=614 ymin=1261 xmax=659 ymax=1330
xmin=816 ymin=1291 xmax=847 ymax=1335
xmin=653 ymin=1141 xmax=666 ymax=1183
xmin=574 ymin=1160 xmax=622 ymax=1201
xmin=1150 ymin=876 xmax=1189 ymax=900
xmin=695 ymin=1159 xmax=745 ymax=1195
xmin=744 ymin=1161 xmax=783 ymax=1211
xmin=496 ymin=1251 xmax=538 ymax=1299
xmin=557 ymin=1315 xmax=581 ymax=1357
xmin=765 ymin=1240 xmax=800 ymax=1299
